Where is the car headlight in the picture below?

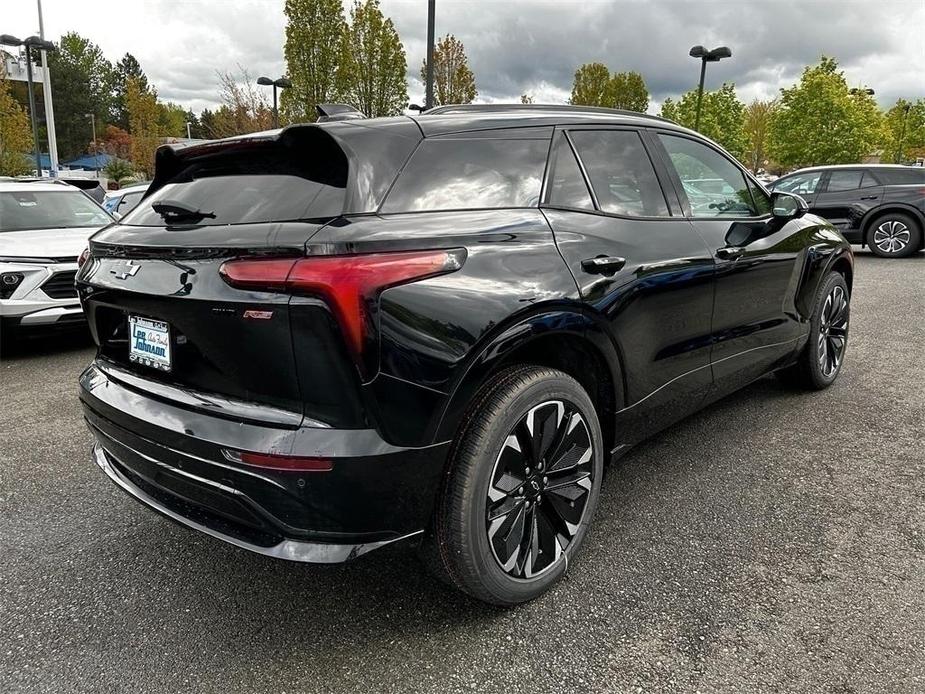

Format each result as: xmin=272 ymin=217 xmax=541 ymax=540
xmin=1 ymin=272 xmax=24 ymax=299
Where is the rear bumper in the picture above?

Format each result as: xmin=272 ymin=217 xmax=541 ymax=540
xmin=80 ymin=359 xmax=449 ymax=563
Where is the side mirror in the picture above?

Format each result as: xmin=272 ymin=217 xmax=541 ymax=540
xmin=771 ymin=191 xmax=809 ymax=219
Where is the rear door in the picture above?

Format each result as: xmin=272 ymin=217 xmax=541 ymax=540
xmin=542 ymin=128 xmax=715 ymax=438
xmin=813 ymin=169 xmax=883 ymax=234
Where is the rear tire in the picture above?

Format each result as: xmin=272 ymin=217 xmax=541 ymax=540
xmin=866 ymin=212 xmax=921 ymax=258
xmin=423 ymin=365 xmax=604 ymax=605
xmin=777 ymin=272 xmax=850 ymax=390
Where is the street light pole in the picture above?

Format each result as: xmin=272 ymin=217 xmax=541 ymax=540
xmin=37 ymin=0 xmax=59 ymax=177
xmin=425 ymin=0 xmax=435 ymax=110
xmin=689 ymin=45 xmax=732 ymax=132
xmin=185 ymin=121 xmax=192 ymax=139
xmin=86 ymin=113 xmax=98 ymax=177
xmin=23 ymin=45 xmax=43 ymax=176
xmin=257 ymin=76 xmax=292 ymax=128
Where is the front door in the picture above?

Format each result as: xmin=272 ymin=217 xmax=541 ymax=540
xmin=541 ymin=128 xmax=715 ymax=441
xmin=813 ymin=169 xmax=883 ymax=236
xmin=651 ymin=131 xmax=804 ymax=396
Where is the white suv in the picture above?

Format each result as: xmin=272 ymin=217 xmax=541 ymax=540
xmin=1 ymin=181 xmax=114 ymax=335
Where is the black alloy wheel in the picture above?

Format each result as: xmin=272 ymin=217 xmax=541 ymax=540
xmin=817 ymin=284 xmax=849 ymax=379
xmin=777 ymin=271 xmax=850 ymax=390
xmin=424 ymin=365 xmax=603 ymax=605
xmin=486 ymin=400 xmax=594 ymax=579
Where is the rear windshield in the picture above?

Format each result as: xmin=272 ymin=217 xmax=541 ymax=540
xmin=877 ymin=167 xmax=925 ymax=185
xmin=381 ymin=135 xmax=549 ymax=213
xmin=0 ymin=190 xmax=112 ymax=233
xmin=123 ymin=131 xmax=348 ymax=227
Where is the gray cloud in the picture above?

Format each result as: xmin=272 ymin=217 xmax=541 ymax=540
xmin=4 ymin=0 xmax=923 ymax=114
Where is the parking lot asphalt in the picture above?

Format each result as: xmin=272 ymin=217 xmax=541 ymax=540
xmin=1 ymin=249 xmax=923 ymax=694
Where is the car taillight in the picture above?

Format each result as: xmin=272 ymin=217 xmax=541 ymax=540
xmin=222 ymin=449 xmax=333 ymax=472
xmin=219 ymin=249 xmax=466 ymax=357
xmin=78 ymin=247 xmax=90 ymax=267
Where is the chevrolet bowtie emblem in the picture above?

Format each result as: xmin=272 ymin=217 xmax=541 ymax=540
xmin=111 ymin=259 xmax=141 ymax=280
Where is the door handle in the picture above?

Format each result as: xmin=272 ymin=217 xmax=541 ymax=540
xmin=716 ymin=246 xmax=747 ymax=260
xmin=581 ymin=256 xmax=626 ymax=274
xmin=859 ymin=195 xmax=879 ymax=200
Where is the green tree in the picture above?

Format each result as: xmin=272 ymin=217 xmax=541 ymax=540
xmin=883 ymin=98 xmax=925 ymax=163
xmin=158 ymin=101 xmax=188 ymax=138
xmin=199 ymin=108 xmax=217 ymax=138
xmin=113 ymin=53 xmax=148 ymax=129
xmin=102 ymin=157 xmax=135 ymax=186
xmin=421 ymin=34 xmax=477 ymax=106
xmin=743 ymin=99 xmax=777 ymax=173
xmin=0 ymin=68 xmax=33 ymax=175
xmin=282 ymin=0 xmax=346 ymax=122
xmin=46 ymin=32 xmax=115 ymax=159
xmin=609 ymin=71 xmax=648 ymax=112
xmin=520 ymin=93 xmax=534 ymax=104
xmin=125 ymin=77 xmax=160 ymax=178
xmin=660 ymin=83 xmax=747 ymax=159
xmin=569 ymin=62 xmax=610 ymax=107
xmin=337 ymin=0 xmax=408 ymax=117
xmin=210 ymin=68 xmax=273 ymax=137
xmin=768 ymin=57 xmax=884 ymax=168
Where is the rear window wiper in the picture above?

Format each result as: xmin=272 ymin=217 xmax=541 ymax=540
xmin=151 ymin=200 xmax=216 ymax=222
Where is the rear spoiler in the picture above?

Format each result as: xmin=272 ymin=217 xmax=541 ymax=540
xmin=316 ymin=104 xmax=365 ymax=122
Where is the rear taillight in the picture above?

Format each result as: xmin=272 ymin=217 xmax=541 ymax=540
xmin=77 ymin=247 xmax=90 ymax=267
xmin=219 ymin=249 xmax=466 ymax=357
xmin=223 ymin=449 xmax=333 ymax=472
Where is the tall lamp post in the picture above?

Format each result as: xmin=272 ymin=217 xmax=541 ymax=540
xmin=896 ymin=103 xmax=912 ymax=164
xmin=85 ymin=113 xmax=98 ymax=177
xmin=425 ymin=0 xmax=435 ymax=110
xmin=0 ymin=34 xmax=56 ymax=176
xmin=257 ymin=76 xmax=292 ymax=128
xmin=689 ymin=45 xmax=731 ymax=132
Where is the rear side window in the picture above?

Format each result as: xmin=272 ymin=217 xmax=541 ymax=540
xmin=381 ymin=136 xmax=548 ymax=213
xmin=775 ymin=172 xmax=821 ymax=195
xmin=569 ymin=130 xmax=669 ymax=217
xmin=877 ymin=168 xmax=925 ymax=184
xmin=124 ymin=130 xmax=348 ymax=226
xmin=826 ymin=170 xmax=863 ymax=192
xmin=547 ymin=133 xmax=594 ymax=210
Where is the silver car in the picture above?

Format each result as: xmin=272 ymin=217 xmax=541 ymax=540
xmin=1 ymin=180 xmax=114 ymax=334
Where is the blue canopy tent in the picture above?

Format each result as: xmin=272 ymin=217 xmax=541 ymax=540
xmin=62 ymin=153 xmax=115 ymax=171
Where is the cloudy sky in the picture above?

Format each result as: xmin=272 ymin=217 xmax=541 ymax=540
xmin=5 ymin=0 xmax=924 ymax=115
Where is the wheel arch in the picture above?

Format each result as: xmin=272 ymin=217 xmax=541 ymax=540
xmin=432 ymin=308 xmax=625 ymax=458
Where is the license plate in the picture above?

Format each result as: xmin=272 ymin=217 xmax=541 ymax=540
xmin=128 ymin=315 xmax=172 ymax=371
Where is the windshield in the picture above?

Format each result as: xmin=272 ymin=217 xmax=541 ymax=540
xmin=0 ymin=190 xmax=113 ymax=233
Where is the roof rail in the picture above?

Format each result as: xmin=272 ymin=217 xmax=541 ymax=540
xmin=422 ymin=103 xmax=672 ymax=123
xmin=316 ymin=104 xmax=365 ymax=122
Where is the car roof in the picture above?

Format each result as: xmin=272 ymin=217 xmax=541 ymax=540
xmin=781 ymin=164 xmax=917 ymax=177
xmin=104 ymin=182 xmax=150 ymax=196
xmin=0 ymin=180 xmax=82 ymax=193
xmin=409 ymin=104 xmax=687 ymax=137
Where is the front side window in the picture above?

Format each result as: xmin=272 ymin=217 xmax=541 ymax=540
xmin=774 ymin=172 xmax=822 ymax=196
xmin=659 ymin=134 xmax=757 ymax=218
xmin=0 ymin=190 xmax=112 ymax=233
xmin=568 ymin=130 xmax=669 ymax=217
xmin=547 ymin=133 xmax=594 ymax=210
xmin=381 ymin=136 xmax=549 ymax=213
xmin=826 ymin=170 xmax=863 ymax=192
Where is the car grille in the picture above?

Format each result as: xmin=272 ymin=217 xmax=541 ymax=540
xmin=41 ymin=270 xmax=78 ymax=299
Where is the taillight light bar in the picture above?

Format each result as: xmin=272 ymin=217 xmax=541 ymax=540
xmin=219 ymin=249 xmax=466 ymax=357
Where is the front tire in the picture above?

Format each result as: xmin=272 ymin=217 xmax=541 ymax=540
xmin=777 ymin=271 xmax=850 ymax=390
xmin=867 ymin=212 xmax=921 ymax=258
xmin=425 ymin=366 xmax=604 ymax=605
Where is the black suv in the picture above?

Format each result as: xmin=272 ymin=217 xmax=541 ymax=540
xmin=77 ymin=105 xmax=852 ymax=605
xmin=770 ymin=164 xmax=925 ymax=258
